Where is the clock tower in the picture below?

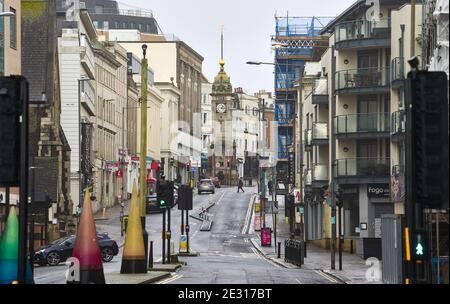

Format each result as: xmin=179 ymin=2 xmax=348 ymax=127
xmin=209 ymin=26 xmax=236 ymax=185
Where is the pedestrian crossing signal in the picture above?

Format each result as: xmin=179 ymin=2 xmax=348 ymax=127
xmin=412 ymin=229 xmax=427 ymax=260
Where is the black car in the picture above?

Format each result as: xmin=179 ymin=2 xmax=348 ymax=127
xmin=33 ymin=233 xmax=119 ymax=266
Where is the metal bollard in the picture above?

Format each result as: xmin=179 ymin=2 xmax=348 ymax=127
xmin=350 ymin=239 xmax=354 ymax=254
xmin=149 ymin=241 xmax=154 ymax=269
xmin=277 ymin=242 xmax=281 ymax=259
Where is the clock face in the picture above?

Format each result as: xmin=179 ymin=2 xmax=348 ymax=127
xmin=216 ymin=103 xmax=227 ymax=113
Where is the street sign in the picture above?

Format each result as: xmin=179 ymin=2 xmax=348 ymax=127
xmin=261 ymin=227 xmax=272 ymax=247
xmin=254 ymin=215 xmax=261 ymax=231
xmin=179 ymin=235 xmax=187 ymax=253
xmin=293 ymin=189 xmax=301 ymax=204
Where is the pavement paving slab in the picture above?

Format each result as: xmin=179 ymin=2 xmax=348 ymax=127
xmin=105 ymin=271 xmax=171 ymax=284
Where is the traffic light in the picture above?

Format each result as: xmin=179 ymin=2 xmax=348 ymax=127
xmin=411 ymin=229 xmax=428 ymax=260
xmin=406 ymin=71 xmax=449 ymax=209
xmin=156 ymin=179 xmax=174 ymax=208
xmin=178 ymin=184 xmax=193 ymax=210
xmin=0 ymin=76 xmax=27 ymax=186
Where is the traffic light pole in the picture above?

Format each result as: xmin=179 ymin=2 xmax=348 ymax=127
xmin=162 ymin=208 xmax=166 ymax=264
xmin=330 ymin=46 xmax=337 ymax=270
xmin=18 ymin=79 xmax=29 ymax=284
xmin=167 ymin=206 xmax=171 ymax=263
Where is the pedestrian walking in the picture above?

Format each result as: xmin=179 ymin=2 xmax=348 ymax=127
xmin=268 ymin=180 xmax=273 ymax=196
xmin=237 ymin=177 xmax=245 ymax=193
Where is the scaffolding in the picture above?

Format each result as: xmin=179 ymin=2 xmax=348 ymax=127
xmin=273 ymin=16 xmax=333 ymax=164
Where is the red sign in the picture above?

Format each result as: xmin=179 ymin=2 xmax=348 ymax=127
xmin=151 ymin=161 xmax=158 ymax=170
xmin=116 ymin=170 xmax=123 ymax=177
xmin=261 ymin=227 xmax=272 ymax=247
xmin=131 ymin=155 xmax=140 ymax=161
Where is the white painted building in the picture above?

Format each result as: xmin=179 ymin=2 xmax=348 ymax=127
xmin=58 ymin=5 xmax=97 ymax=211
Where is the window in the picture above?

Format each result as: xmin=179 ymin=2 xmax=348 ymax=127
xmin=103 ymin=21 xmax=109 ymax=30
xmin=114 ymin=21 xmax=118 ymax=29
xmin=94 ymin=5 xmax=104 ymax=14
xmin=9 ymin=7 xmax=16 ymax=49
xmin=93 ymin=21 xmax=99 ymax=28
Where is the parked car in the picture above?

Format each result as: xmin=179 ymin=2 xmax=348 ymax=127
xmin=212 ymin=177 xmax=221 ymax=188
xmin=198 ymin=179 xmax=215 ymax=195
xmin=33 ymin=233 xmax=119 ymax=266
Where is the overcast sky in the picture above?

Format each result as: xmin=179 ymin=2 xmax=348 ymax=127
xmin=120 ymin=0 xmax=356 ymax=94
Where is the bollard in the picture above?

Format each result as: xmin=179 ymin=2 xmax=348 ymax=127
xmin=350 ymin=240 xmax=354 ymax=254
xmin=149 ymin=241 xmax=153 ymax=269
xmin=277 ymin=242 xmax=281 ymax=259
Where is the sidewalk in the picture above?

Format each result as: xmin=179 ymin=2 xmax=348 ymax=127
xmin=249 ymin=195 xmax=383 ymax=284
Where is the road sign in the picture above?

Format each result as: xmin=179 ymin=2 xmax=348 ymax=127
xmin=179 ymin=235 xmax=187 ymax=253
xmin=261 ymin=227 xmax=272 ymax=247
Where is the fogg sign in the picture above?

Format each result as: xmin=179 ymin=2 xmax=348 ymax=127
xmin=367 ymin=184 xmax=390 ymax=198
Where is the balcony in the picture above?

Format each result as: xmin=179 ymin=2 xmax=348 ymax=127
xmin=304 ymin=129 xmax=312 ymax=152
xmin=312 ymin=78 xmax=329 ymax=105
xmin=391 ymin=110 xmax=406 ymax=142
xmin=391 ymin=57 xmax=405 ymax=88
xmin=304 ymin=169 xmax=312 ymax=187
xmin=334 ymin=113 xmax=390 ymax=139
xmin=334 ymin=18 xmax=391 ymax=50
xmin=334 ymin=158 xmax=390 ymax=184
xmin=312 ymin=122 xmax=329 ymax=145
xmin=312 ymin=164 xmax=329 ymax=188
xmin=335 ymin=67 xmax=390 ymax=95
xmin=80 ymin=35 xmax=95 ymax=79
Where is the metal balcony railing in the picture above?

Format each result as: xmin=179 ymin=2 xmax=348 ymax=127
xmin=335 ymin=158 xmax=390 ymax=177
xmin=335 ymin=67 xmax=390 ymax=91
xmin=313 ymin=164 xmax=329 ymax=181
xmin=335 ymin=18 xmax=391 ymax=43
xmin=391 ymin=110 xmax=406 ymax=135
xmin=312 ymin=122 xmax=329 ymax=140
xmin=89 ymin=8 xmax=154 ymax=18
xmin=334 ymin=113 xmax=390 ymax=135
xmin=391 ymin=57 xmax=405 ymax=82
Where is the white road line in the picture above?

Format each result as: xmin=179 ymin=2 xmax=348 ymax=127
xmin=295 ymin=278 xmax=303 ymax=284
xmin=157 ymin=274 xmax=183 ymax=284
xmin=241 ymin=195 xmax=255 ymax=235
xmin=249 ymin=247 xmax=281 ymax=268
xmin=315 ymin=270 xmax=338 ymax=283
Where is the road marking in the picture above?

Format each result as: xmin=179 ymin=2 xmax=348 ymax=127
xmin=241 ymin=195 xmax=255 ymax=235
xmin=157 ymin=274 xmax=183 ymax=284
xmin=295 ymin=278 xmax=303 ymax=284
xmin=315 ymin=270 xmax=339 ymax=284
xmin=249 ymin=247 xmax=281 ymax=268
xmin=216 ymin=192 xmax=226 ymax=206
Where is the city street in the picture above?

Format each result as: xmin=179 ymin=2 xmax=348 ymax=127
xmin=33 ymin=186 xmax=335 ymax=284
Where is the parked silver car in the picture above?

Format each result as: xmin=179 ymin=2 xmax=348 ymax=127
xmin=198 ymin=179 xmax=215 ymax=195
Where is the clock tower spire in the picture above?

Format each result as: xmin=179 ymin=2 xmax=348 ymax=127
xmin=210 ymin=25 xmax=236 ymax=185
